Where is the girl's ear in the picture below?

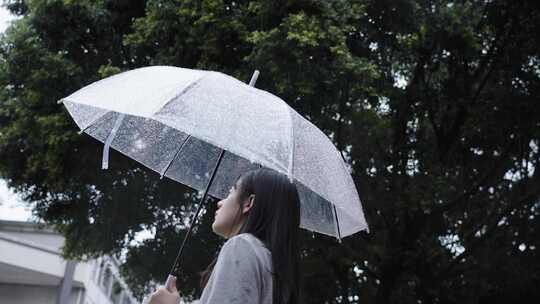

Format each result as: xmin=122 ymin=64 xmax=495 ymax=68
xmin=242 ymin=195 xmax=255 ymax=214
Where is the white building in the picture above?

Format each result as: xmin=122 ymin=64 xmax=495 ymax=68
xmin=0 ymin=220 xmax=137 ymax=304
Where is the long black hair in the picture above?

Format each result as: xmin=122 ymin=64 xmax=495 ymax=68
xmin=200 ymin=168 xmax=301 ymax=304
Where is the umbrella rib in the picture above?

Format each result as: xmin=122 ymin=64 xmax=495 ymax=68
xmin=286 ymin=107 xmax=295 ymax=182
xmin=150 ymin=73 xmax=210 ymax=116
xmin=333 ymin=205 xmax=342 ymax=243
xmin=70 ymin=107 xmax=110 ymax=135
xmin=159 ymin=134 xmax=192 ymax=178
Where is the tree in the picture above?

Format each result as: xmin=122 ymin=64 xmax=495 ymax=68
xmin=347 ymin=1 xmax=540 ymax=303
xmin=1 ymin=0 xmax=539 ymax=303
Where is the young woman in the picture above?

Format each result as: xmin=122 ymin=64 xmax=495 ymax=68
xmin=148 ymin=168 xmax=301 ymax=304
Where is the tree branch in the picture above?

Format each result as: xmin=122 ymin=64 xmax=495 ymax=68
xmin=438 ymin=175 xmax=540 ymax=279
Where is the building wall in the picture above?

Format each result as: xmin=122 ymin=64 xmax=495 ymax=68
xmin=0 ymin=220 xmax=137 ymax=304
xmin=84 ymin=257 xmax=136 ymax=304
xmin=0 ymin=284 xmax=58 ymax=304
xmin=1 ymin=230 xmax=64 ymax=251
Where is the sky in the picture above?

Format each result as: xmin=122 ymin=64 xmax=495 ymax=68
xmin=0 ymin=4 xmax=14 ymax=32
xmin=0 ymin=179 xmax=31 ymax=221
xmin=0 ymin=5 xmax=30 ymax=221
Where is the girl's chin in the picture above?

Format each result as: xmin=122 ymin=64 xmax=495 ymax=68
xmin=211 ymin=222 xmax=221 ymax=234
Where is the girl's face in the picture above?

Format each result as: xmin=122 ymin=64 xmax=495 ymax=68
xmin=212 ymin=180 xmax=251 ymax=238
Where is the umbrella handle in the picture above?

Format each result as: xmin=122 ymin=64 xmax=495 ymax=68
xmin=140 ymin=275 xmax=177 ymax=303
xmin=165 ymin=274 xmax=177 ymax=292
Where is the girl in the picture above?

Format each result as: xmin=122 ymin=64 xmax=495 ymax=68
xmin=148 ymin=168 xmax=301 ymax=304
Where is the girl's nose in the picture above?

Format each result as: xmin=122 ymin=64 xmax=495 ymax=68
xmin=217 ymin=200 xmax=223 ymax=208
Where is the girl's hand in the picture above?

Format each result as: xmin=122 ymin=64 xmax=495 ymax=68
xmin=148 ymin=276 xmax=180 ymax=304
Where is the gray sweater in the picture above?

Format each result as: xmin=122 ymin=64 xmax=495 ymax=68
xmin=194 ymin=233 xmax=273 ymax=304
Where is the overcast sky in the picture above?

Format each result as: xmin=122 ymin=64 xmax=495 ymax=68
xmin=0 ymin=4 xmax=14 ymax=32
xmin=0 ymin=5 xmax=30 ymax=221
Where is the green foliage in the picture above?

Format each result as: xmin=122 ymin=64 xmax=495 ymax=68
xmin=0 ymin=0 xmax=539 ymax=303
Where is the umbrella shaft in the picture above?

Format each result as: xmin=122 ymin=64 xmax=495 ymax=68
xmin=169 ymin=149 xmax=225 ymax=276
xmin=170 ymin=70 xmax=261 ymax=276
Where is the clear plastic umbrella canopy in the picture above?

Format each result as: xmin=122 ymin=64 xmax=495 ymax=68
xmin=60 ymin=66 xmax=368 ymax=239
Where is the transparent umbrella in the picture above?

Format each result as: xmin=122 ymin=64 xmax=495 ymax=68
xmin=58 ymin=66 xmax=369 ymax=281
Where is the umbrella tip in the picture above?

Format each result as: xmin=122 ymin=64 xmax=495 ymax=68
xmin=248 ymin=70 xmax=260 ymax=87
xmin=57 ymin=99 xmax=64 ymax=104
